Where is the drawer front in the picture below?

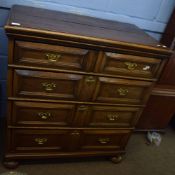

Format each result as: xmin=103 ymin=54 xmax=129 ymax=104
xmin=10 ymin=101 xmax=75 ymax=126
xmin=9 ymin=101 xmax=142 ymax=128
xmin=7 ymin=129 xmax=130 ymax=153
xmin=95 ymin=52 xmax=161 ymax=79
xmin=88 ymin=106 xmax=142 ymax=128
xmin=14 ymin=41 xmax=96 ymax=72
xmin=75 ymin=105 xmax=142 ymax=127
xmin=80 ymin=129 xmax=131 ymax=151
xmin=8 ymin=129 xmax=70 ymax=153
xmin=93 ymin=77 xmax=153 ymax=105
xmin=13 ymin=70 xmax=83 ymax=100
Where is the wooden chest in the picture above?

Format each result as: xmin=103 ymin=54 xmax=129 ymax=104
xmin=4 ymin=5 xmax=171 ymax=167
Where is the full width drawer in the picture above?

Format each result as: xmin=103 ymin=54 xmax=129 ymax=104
xmin=14 ymin=41 xmax=97 ymax=72
xmin=80 ymin=129 xmax=131 ymax=151
xmin=9 ymin=101 xmax=75 ymax=126
xmin=95 ymin=52 xmax=162 ymax=79
xmin=13 ymin=69 xmax=83 ymax=100
xmin=74 ymin=105 xmax=142 ymax=127
xmin=7 ymin=129 xmax=131 ymax=153
xmin=9 ymin=101 xmax=141 ymax=128
xmin=93 ymin=77 xmax=153 ymax=105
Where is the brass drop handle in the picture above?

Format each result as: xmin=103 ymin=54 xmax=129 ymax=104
xmin=45 ymin=53 xmax=61 ymax=62
xmin=78 ymin=105 xmax=88 ymax=111
xmin=35 ymin=138 xmax=48 ymax=145
xmin=107 ymin=113 xmax=119 ymax=121
xmin=42 ymin=82 xmax=56 ymax=92
xmin=38 ymin=112 xmax=51 ymax=120
xmin=124 ymin=62 xmax=137 ymax=71
xmin=117 ymin=88 xmax=129 ymax=96
xmin=98 ymin=138 xmax=110 ymax=144
xmin=85 ymin=76 xmax=96 ymax=84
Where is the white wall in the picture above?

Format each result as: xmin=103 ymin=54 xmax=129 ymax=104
xmin=1 ymin=0 xmax=175 ymax=40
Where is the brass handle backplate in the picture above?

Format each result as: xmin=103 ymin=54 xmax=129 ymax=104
xmin=42 ymin=82 xmax=56 ymax=92
xmin=98 ymin=138 xmax=110 ymax=144
xmin=117 ymin=88 xmax=129 ymax=96
xmin=107 ymin=113 xmax=119 ymax=121
xmin=38 ymin=112 xmax=51 ymax=120
xmin=124 ymin=62 xmax=137 ymax=71
xmin=46 ymin=53 xmax=61 ymax=62
xmin=35 ymin=138 xmax=48 ymax=145
xmin=85 ymin=76 xmax=96 ymax=84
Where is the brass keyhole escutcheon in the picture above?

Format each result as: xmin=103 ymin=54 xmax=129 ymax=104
xmin=42 ymin=82 xmax=56 ymax=92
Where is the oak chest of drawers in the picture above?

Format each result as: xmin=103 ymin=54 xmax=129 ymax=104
xmin=4 ymin=5 xmax=171 ymax=167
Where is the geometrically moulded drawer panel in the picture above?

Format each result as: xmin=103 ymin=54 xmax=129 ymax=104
xmin=93 ymin=76 xmax=153 ymax=105
xmin=14 ymin=41 xmax=97 ymax=72
xmin=77 ymin=105 xmax=142 ymax=128
xmin=9 ymin=101 xmax=76 ymax=127
xmin=79 ymin=129 xmax=131 ymax=151
xmin=13 ymin=69 xmax=83 ymax=101
xmin=95 ymin=52 xmax=162 ymax=79
xmin=7 ymin=129 xmax=71 ymax=153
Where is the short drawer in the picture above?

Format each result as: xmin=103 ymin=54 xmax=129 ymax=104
xmin=9 ymin=101 xmax=75 ymax=126
xmin=80 ymin=129 xmax=131 ymax=151
xmin=13 ymin=69 xmax=83 ymax=100
xmin=93 ymin=76 xmax=153 ymax=105
xmin=14 ymin=41 xmax=96 ymax=72
xmin=8 ymin=129 xmax=70 ymax=153
xmin=95 ymin=52 xmax=162 ymax=79
xmin=75 ymin=105 xmax=142 ymax=127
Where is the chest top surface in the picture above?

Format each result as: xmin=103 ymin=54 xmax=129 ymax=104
xmin=5 ymin=5 xmax=171 ymax=56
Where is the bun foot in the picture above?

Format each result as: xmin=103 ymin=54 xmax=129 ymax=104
xmin=3 ymin=161 xmax=19 ymax=169
xmin=111 ymin=155 xmax=123 ymax=164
